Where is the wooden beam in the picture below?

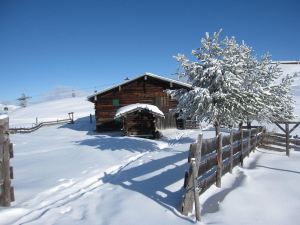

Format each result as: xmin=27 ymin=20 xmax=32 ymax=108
xmin=289 ymin=122 xmax=300 ymax=134
xmin=196 ymin=134 xmax=203 ymax=162
xmin=191 ymin=158 xmax=201 ymax=222
xmin=229 ymin=129 xmax=233 ymax=173
xmin=216 ymin=133 xmax=222 ymax=188
xmin=274 ymin=122 xmax=286 ymax=133
xmin=240 ymin=129 xmax=244 ymax=167
xmin=286 ymin=123 xmax=290 ymax=157
xmin=2 ymin=140 xmax=11 ymax=206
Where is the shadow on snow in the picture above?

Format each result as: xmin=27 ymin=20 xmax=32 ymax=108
xmin=101 ymin=149 xmax=194 ymax=223
xmin=76 ymin=135 xmax=161 ymax=152
xmin=59 ymin=115 xmax=96 ymax=133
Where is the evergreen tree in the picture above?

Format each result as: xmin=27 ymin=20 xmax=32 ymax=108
xmin=172 ymin=30 xmax=296 ymax=135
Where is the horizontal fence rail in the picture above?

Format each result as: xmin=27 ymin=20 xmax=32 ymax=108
xmin=181 ymin=126 xmax=265 ymax=221
xmin=184 ymin=120 xmax=200 ymax=129
xmin=261 ymin=132 xmax=300 ymax=153
xmin=9 ymin=112 xmax=74 ymax=134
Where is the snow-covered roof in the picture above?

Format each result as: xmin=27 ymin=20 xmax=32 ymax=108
xmin=114 ymin=103 xmax=165 ymax=118
xmin=87 ymin=73 xmax=192 ymax=101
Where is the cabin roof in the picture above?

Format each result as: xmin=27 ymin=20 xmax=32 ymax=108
xmin=114 ymin=103 xmax=165 ymax=119
xmin=87 ymin=72 xmax=192 ymax=102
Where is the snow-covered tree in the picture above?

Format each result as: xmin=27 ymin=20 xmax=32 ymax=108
xmin=172 ymin=30 xmax=296 ymax=135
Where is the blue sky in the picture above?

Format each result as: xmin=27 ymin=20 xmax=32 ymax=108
xmin=0 ymin=0 xmax=299 ymax=102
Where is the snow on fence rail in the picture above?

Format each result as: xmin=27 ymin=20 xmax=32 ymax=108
xmin=180 ymin=127 xmax=265 ymax=221
xmin=0 ymin=116 xmax=14 ymax=206
xmin=9 ymin=112 xmax=74 ymax=134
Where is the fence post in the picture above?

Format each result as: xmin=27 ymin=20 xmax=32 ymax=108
xmin=90 ymin=114 xmax=92 ymax=124
xmin=240 ymin=129 xmax=244 ymax=167
xmin=68 ymin=112 xmax=74 ymax=124
xmin=254 ymin=127 xmax=258 ymax=152
xmin=285 ymin=123 xmax=290 ymax=157
xmin=0 ymin=116 xmax=14 ymax=206
xmin=216 ymin=133 xmax=222 ymax=188
xmin=196 ymin=134 xmax=203 ymax=165
xmin=229 ymin=129 xmax=233 ymax=173
xmin=191 ymin=158 xmax=201 ymax=222
xmin=181 ymin=134 xmax=202 ymax=216
xmin=248 ymin=128 xmax=251 ymax=157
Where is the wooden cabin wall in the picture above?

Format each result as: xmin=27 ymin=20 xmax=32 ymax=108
xmin=94 ymin=78 xmax=178 ymax=131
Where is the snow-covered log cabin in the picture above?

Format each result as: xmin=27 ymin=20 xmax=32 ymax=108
xmin=87 ymin=73 xmax=192 ymax=132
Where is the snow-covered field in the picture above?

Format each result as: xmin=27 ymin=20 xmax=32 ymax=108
xmin=7 ymin=97 xmax=94 ymax=127
xmin=0 ymin=95 xmax=299 ymax=225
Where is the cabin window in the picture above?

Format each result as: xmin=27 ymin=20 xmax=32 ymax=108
xmin=112 ymin=99 xmax=120 ymax=106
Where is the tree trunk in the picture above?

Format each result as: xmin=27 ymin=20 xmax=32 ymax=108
xmin=238 ymin=121 xmax=243 ymax=130
xmin=214 ymin=120 xmax=220 ymax=136
xmin=247 ymin=121 xmax=251 ymax=129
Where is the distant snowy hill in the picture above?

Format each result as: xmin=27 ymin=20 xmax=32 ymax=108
xmin=278 ymin=62 xmax=300 ymax=94
xmin=278 ymin=62 xmax=300 ymax=122
xmin=9 ymin=97 xmax=94 ymax=127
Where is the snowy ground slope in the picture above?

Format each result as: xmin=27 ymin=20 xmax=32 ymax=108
xmin=0 ymin=96 xmax=300 ymax=225
xmin=279 ymin=63 xmax=300 ymax=87
xmin=8 ymin=97 xmax=94 ymax=127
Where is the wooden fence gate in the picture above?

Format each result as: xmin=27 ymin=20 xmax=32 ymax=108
xmin=261 ymin=132 xmax=300 ymax=155
xmin=261 ymin=121 xmax=300 ymax=156
xmin=0 ymin=116 xmax=14 ymax=206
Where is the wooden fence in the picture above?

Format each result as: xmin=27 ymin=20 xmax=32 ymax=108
xmin=181 ymin=127 xmax=265 ymax=221
xmin=9 ymin=112 xmax=74 ymax=134
xmin=184 ymin=120 xmax=200 ymax=129
xmin=0 ymin=116 xmax=14 ymax=206
xmin=261 ymin=132 xmax=300 ymax=154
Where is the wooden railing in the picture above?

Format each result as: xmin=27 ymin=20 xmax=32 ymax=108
xmin=261 ymin=132 xmax=300 ymax=153
xmin=0 ymin=116 xmax=14 ymax=206
xmin=180 ymin=127 xmax=265 ymax=221
xmin=9 ymin=112 xmax=74 ymax=134
xmin=184 ymin=120 xmax=200 ymax=129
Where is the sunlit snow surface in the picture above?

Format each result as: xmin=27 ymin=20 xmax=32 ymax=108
xmin=0 ymin=95 xmax=299 ymax=225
